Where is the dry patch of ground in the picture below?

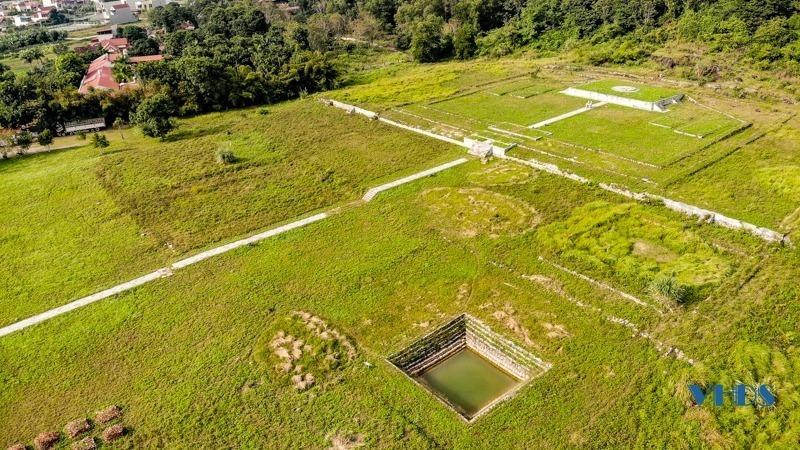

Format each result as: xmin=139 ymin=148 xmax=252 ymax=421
xmin=466 ymin=161 xmax=536 ymax=186
xmin=326 ymin=431 xmax=366 ymax=450
xmin=257 ymin=311 xmax=356 ymax=390
xmin=418 ymin=187 xmax=541 ymax=238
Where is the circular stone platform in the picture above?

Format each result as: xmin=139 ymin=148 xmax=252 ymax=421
xmin=612 ymin=85 xmax=640 ymax=93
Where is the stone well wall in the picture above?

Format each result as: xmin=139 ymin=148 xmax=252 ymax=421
xmin=389 ymin=314 xmax=550 ymax=380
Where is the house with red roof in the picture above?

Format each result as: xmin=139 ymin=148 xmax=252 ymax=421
xmin=78 ymin=37 xmax=164 ymax=94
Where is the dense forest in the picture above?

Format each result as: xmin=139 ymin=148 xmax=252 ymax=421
xmin=1 ymin=0 xmax=799 ymax=140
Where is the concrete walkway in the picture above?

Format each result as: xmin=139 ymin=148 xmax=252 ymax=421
xmin=0 ymin=269 xmax=171 ymax=338
xmin=528 ymin=102 xmax=606 ymax=129
xmin=0 ymin=158 xmax=470 ymax=339
xmin=363 ymin=158 xmax=468 ymax=201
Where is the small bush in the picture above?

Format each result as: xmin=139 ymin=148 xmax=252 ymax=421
xmin=76 ymin=130 xmax=87 ymax=140
xmin=216 ymin=147 xmax=236 ymax=164
xmin=647 ymin=275 xmax=688 ymax=308
xmin=91 ymin=133 xmax=110 ymax=149
xmin=258 ymin=108 xmax=269 ymax=115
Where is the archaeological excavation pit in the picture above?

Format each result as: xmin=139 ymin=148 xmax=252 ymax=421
xmin=389 ymin=313 xmax=551 ymax=421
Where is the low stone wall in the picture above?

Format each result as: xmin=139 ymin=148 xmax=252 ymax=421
xmin=389 ymin=315 xmax=468 ymax=377
xmin=389 ymin=314 xmax=550 ymax=380
xmin=599 ymin=183 xmax=789 ymax=244
xmin=320 ymin=98 xmax=379 ymax=119
xmin=562 ymin=87 xmax=682 ymax=112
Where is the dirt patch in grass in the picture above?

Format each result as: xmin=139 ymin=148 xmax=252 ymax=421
xmin=327 ymin=431 xmax=365 ymax=450
xmin=71 ymin=437 xmax=97 ymax=450
xmin=257 ymin=311 xmax=357 ymax=390
xmin=631 ymin=239 xmax=677 ymax=263
xmin=480 ymin=301 xmax=538 ymax=347
xmin=541 ymin=322 xmax=571 ymax=339
xmin=466 ymin=161 xmax=536 ymax=186
xmin=418 ymin=187 xmax=541 ymax=238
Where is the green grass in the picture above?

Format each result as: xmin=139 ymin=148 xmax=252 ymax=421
xmin=431 ymin=91 xmax=587 ymax=128
xmin=542 ymin=103 xmax=743 ymax=167
xmin=4 ymin=56 xmax=800 ymax=448
xmin=0 ymin=98 xmax=461 ymax=327
xmin=0 ymin=39 xmax=91 ymax=76
xmin=577 ymin=79 xmax=681 ymax=102
xmin=668 ymin=115 xmax=800 ymax=231
xmin=1 ymin=159 xmax=796 ymax=448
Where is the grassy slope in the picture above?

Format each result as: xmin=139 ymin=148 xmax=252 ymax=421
xmin=0 ymin=99 xmax=461 ymax=326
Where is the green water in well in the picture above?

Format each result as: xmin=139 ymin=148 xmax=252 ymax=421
xmin=417 ymin=348 xmax=520 ymax=419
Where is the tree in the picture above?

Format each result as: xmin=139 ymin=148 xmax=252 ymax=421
xmin=111 ymin=57 xmax=134 ymax=83
xmin=15 ymin=131 xmax=33 ymax=155
xmin=453 ymin=22 xmax=477 ymax=59
xmin=132 ymin=94 xmax=175 ymax=140
xmin=113 ymin=117 xmax=126 ymax=139
xmin=21 ymin=47 xmax=44 ymax=65
xmin=37 ymin=129 xmax=53 ymax=149
xmin=410 ymin=15 xmax=452 ymax=62
xmin=0 ymin=129 xmax=14 ymax=158
xmin=352 ymin=13 xmax=383 ymax=46
xmin=52 ymin=42 xmax=69 ymax=55
xmin=91 ymin=132 xmax=110 ymax=148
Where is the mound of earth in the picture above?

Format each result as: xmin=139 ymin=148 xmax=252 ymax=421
xmin=418 ymin=187 xmax=541 ymax=238
xmin=256 ymin=311 xmax=356 ymax=390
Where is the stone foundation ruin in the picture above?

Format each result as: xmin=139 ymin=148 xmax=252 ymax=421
xmin=389 ymin=313 xmax=551 ymax=421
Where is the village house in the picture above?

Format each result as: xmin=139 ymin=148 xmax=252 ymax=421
xmin=78 ymin=37 xmax=164 ymax=94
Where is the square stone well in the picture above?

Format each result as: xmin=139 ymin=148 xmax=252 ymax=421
xmin=388 ymin=313 xmax=551 ymax=421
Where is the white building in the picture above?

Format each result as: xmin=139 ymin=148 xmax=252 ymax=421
xmin=102 ymin=2 xmax=136 ymax=24
xmin=13 ymin=15 xmax=33 ymax=26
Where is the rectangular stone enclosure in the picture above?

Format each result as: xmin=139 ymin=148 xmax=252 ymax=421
xmin=389 ymin=313 xmax=551 ymax=421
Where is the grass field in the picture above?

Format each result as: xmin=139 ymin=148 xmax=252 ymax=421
xmin=0 ymin=99 xmax=461 ymax=327
xmin=3 ymin=54 xmax=800 ymax=448
xmin=542 ymin=103 xmax=744 ymax=167
xmin=4 ymin=158 xmax=796 ymax=448
xmin=431 ymin=91 xmax=586 ymax=128
xmin=336 ymin=59 xmax=800 ymax=233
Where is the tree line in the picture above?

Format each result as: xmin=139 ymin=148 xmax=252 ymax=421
xmin=0 ymin=28 xmax=67 ymax=55
xmin=2 ymin=0 xmax=799 ymax=142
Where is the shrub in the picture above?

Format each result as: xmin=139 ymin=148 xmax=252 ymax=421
xmin=258 ymin=108 xmax=269 ymax=115
xmin=77 ymin=130 xmax=87 ymax=140
xmin=215 ymin=146 xmax=236 ymax=164
xmin=92 ymin=133 xmax=110 ymax=149
xmin=647 ymin=275 xmax=688 ymax=308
